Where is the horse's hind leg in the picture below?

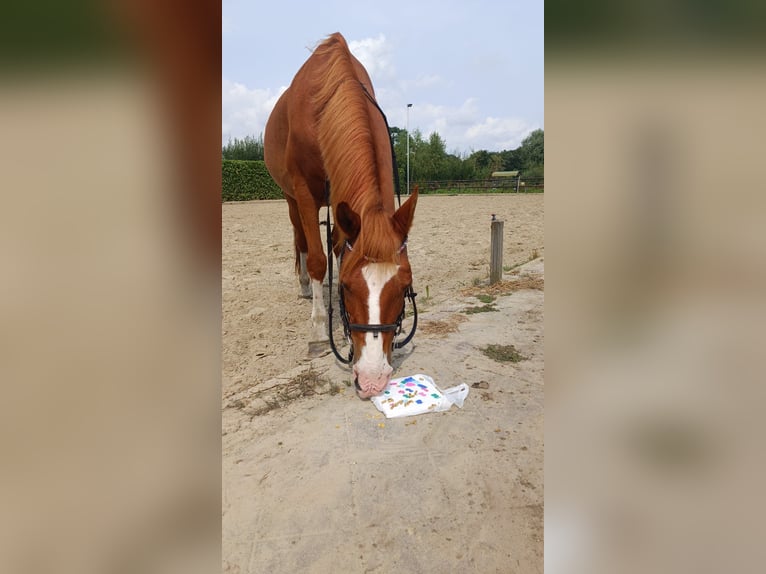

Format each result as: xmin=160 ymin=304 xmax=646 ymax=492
xmin=286 ymin=196 xmax=311 ymax=298
xmin=291 ymin=180 xmax=329 ymax=354
xmin=298 ymin=253 xmax=311 ymax=298
xmin=304 ymin=218 xmax=328 ymax=347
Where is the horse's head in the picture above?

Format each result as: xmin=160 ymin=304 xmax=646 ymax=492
xmin=335 ymin=190 xmax=418 ymax=399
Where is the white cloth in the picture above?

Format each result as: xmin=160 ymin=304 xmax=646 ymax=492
xmin=370 ymin=374 xmax=469 ymax=418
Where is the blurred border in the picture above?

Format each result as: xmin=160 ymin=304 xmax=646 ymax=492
xmin=0 ymin=2 xmax=221 ymax=573
xmin=546 ymin=2 xmax=766 ymax=572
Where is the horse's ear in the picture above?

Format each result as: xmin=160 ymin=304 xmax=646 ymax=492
xmin=392 ymin=186 xmax=418 ymax=237
xmin=336 ymin=202 xmax=361 ymax=242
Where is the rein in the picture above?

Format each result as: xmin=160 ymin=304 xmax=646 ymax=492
xmin=326 ymin=199 xmax=353 ymax=364
xmin=358 ymin=81 xmax=402 ymax=208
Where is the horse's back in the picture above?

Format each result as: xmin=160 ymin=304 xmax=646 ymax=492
xmin=264 ymin=33 xmax=376 ymax=204
xmin=264 ymin=54 xmax=330 ymax=202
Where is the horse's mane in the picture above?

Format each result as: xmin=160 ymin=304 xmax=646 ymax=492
xmin=312 ymin=33 xmax=400 ymax=266
xmin=343 ymin=205 xmax=403 ymax=269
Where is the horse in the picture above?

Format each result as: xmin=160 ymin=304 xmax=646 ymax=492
xmin=264 ymin=32 xmax=418 ymax=399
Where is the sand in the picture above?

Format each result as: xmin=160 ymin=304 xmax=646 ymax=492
xmin=223 ymin=194 xmax=544 ymax=573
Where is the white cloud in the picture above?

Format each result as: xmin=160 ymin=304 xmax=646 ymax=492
xmin=401 ymin=98 xmax=535 ymax=153
xmin=348 ymin=34 xmax=395 ymax=80
xmin=464 ymin=116 xmax=536 ymax=151
xmin=221 ymin=35 xmax=396 ymax=144
xmin=222 ymin=53 xmax=537 ymax=154
xmin=221 ymin=79 xmax=285 ymax=143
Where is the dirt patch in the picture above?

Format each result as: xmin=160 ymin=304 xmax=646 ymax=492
xmin=225 ymin=365 xmax=344 ymax=417
xmin=461 ymin=273 xmax=544 ymax=298
xmin=482 ymin=343 xmax=527 ymax=363
xmin=418 ymin=314 xmax=468 ymax=337
xmin=463 ymin=303 xmax=499 ymax=314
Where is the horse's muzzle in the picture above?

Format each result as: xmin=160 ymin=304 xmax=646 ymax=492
xmin=353 ymin=364 xmax=392 ymax=399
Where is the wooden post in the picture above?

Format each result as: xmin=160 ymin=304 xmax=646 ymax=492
xmin=490 ymin=219 xmax=504 ymax=284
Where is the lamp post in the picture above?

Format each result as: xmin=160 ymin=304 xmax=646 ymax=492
xmin=406 ymin=103 xmax=412 ymax=194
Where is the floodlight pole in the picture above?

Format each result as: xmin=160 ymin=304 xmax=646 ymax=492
xmin=406 ymin=103 xmax=412 ymax=194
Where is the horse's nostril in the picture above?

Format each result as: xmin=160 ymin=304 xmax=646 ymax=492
xmin=354 ymin=376 xmax=361 ymax=391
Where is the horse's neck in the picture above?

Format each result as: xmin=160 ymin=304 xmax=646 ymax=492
xmin=319 ymin=74 xmax=393 ymax=213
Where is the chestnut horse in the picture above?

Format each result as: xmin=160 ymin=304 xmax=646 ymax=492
xmin=264 ymin=33 xmax=418 ymax=398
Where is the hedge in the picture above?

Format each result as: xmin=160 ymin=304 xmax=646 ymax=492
xmin=222 ymin=159 xmax=283 ymax=201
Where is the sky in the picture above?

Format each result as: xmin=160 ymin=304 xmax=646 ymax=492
xmin=222 ymin=0 xmax=543 ymax=155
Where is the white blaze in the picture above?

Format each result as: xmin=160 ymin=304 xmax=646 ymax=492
xmin=358 ymin=263 xmax=398 ymax=373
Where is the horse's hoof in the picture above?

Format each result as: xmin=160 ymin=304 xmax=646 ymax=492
xmin=307 ymin=339 xmax=330 ymax=357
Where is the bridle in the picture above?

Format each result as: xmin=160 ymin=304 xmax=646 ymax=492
xmin=325 ymin=191 xmax=418 ymax=365
xmin=324 ymin=82 xmax=417 ymax=365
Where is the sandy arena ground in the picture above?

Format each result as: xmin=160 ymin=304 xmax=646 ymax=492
xmin=223 ymin=194 xmax=544 ymax=573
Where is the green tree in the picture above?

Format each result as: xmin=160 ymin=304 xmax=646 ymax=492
xmin=222 ymin=134 xmax=265 ymax=161
xmin=500 ymin=148 xmax=523 ymax=172
xmin=443 ymin=151 xmax=474 ymax=181
xmin=408 ymin=129 xmax=426 ymax=184
xmin=386 ymin=126 xmax=543 ymax=187
xmin=467 ymin=150 xmax=494 ymax=179
xmin=427 ymin=131 xmax=446 ymax=157
xmin=390 ymin=126 xmax=408 ymax=191
xmin=519 ymin=129 xmax=544 ymax=172
xmin=416 ymin=132 xmax=447 ymax=181
xmin=389 ymin=126 xmax=406 ymax=149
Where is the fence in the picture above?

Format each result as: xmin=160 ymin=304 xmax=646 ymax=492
xmin=414 ymin=177 xmax=544 ymax=194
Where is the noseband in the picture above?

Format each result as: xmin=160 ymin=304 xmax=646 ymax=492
xmin=339 ymin=241 xmax=417 ymax=337
xmin=325 ymin=197 xmax=418 ymax=366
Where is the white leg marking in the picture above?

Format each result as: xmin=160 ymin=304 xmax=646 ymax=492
xmin=299 ymin=252 xmax=311 ymax=298
xmin=310 ymin=279 xmax=327 ymax=341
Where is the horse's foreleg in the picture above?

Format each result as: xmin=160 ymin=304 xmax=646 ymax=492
xmin=287 ymin=196 xmax=311 ymax=298
xmin=309 ymin=277 xmax=327 ymax=345
xmin=307 ymin=247 xmax=328 ymax=344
